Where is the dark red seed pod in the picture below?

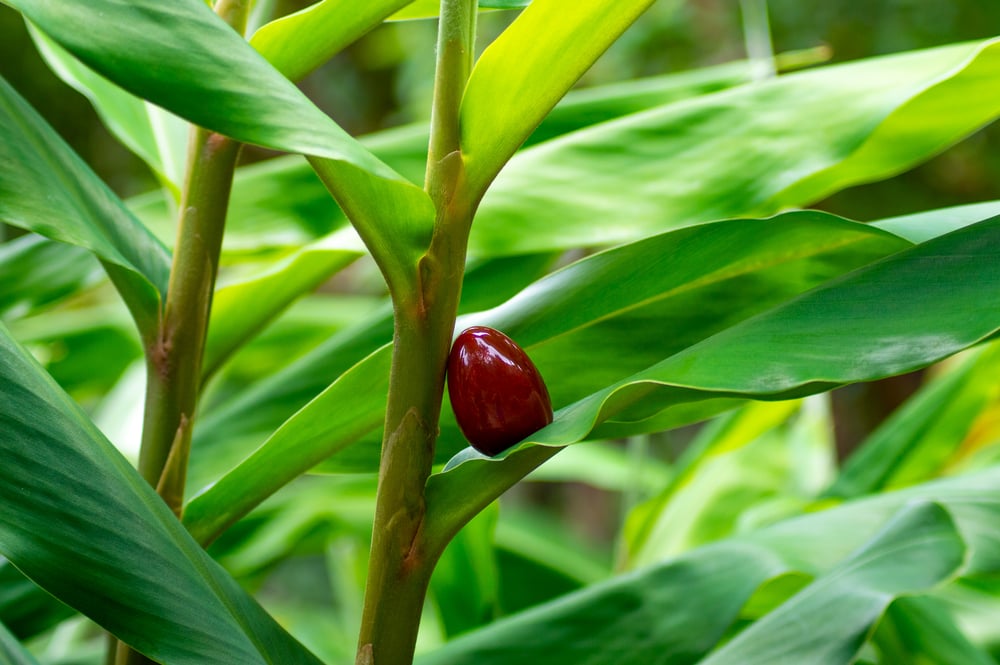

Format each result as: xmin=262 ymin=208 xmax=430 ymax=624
xmin=447 ymin=326 xmax=553 ymax=457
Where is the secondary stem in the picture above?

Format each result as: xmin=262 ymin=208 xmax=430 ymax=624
xmin=356 ymin=1 xmax=477 ymax=663
xmin=136 ymin=128 xmax=240 ymax=505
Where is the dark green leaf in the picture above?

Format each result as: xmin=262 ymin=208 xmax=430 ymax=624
xmin=0 ymin=75 xmax=169 ymax=334
xmin=10 ymin=0 xmax=434 ymax=293
xmin=0 ymin=323 xmax=323 ymax=664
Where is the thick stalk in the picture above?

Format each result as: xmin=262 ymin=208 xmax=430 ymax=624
xmin=356 ymin=1 xmax=477 ymax=664
xmin=136 ymin=128 xmax=240 ymax=501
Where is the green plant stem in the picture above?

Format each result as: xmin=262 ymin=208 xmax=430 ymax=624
xmin=356 ymin=1 xmax=477 ymax=664
xmin=136 ymin=127 xmax=241 ymax=501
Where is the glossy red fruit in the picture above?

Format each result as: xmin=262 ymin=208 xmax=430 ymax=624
xmin=447 ymin=326 xmax=553 ymax=457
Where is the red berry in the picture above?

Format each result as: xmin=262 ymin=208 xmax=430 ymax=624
xmin=447 ymin=326 xmax=553 ymax=456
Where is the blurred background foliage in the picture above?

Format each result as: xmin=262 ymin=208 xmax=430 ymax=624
xmin=3 ymin=1 xmax=1000 ymax=661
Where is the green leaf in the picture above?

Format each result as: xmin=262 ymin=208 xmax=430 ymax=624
xmin=502 ymin=214 xmax=1000 ymax=453
xmin=0 ymin=236 xmax=100 ymax=319
xmin=825 ymin=342 xmax=1000 ymax=500
xmin=250 ymin=0 xmax=416 ymax=82
xmin=426 ymin=214 xmax=1000 ymax=549
xmin=28 ymin=23 xmax=188 ymax=190
xmin=0 ymin=75 xmax=169 ymax=336
xmin=470 ymin=38 xmax=1000 ymax=257
xmin=0 ymin=621 xmax=38 ymax=665
xmin=418 ymin=539 xmax=787 ymax=665
xmin=698 ymin=502 xmax=963 ymax=665
xmin=460 ymin=0 xmax=656 ymax=195
xmin=873 ymin=596 xmax=997 ymax=665
xmin=10 ymin=0 xmax=434 ymax=294
xmin=0 ymin=323 xmax=323 ymax=664
xmin=420 ymin=464 xmax=1000 ymax=665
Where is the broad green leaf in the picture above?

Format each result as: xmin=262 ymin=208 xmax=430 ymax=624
xmin=873 ymin=596 xmax=996 ymax=665
xmin=427 ymin=215 xmax=1000 ymax=545
xmin=0 ymin=236 xmax=100 ymax=319
xmin=0 ymin=621 xmax=38 ymax=665
xmin=471 ymin=38 xmax=1000 ymax=257
xmin=0 ymin=76 xmax=169 ymax=335
xmin=250 ymin=0 xmax=416 ymax=82
xmin=418 ymin=539 xmax=788 ymax=665
xmin=825 ymin=342 xmax=1000 ymax=500
xmin=0 ymin=324 xmax=322 ymax=664
xmin=698 ymin=502 xmax=963 ymax=665
xmin=420 ymin=465 xmax=1000 ymax=665
xmin=10 ymin=0 xmax=434 ymax=293
xmin=456 ymin=212 xmax=906 ymax=423
xmin=494 ymin=215 xmax=1000 ymax=454
xmin=28 ymin=23 xmax=188 ymax=190
xmin=460 ymin=0 xmax=657 ymax=195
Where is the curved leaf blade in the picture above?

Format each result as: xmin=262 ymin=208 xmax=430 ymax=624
xmin=10 ymin=0 xmax=434 ymax=291
xmin=421 ymin=465 xmax=1000 ymax=665
xmin=28 ymin=22 xmax=188 ymax=190
xmin=510 ymin=214 xmax=1000 ymax=452
xmin=250 ymin=0 xmax=415 ymax=82
xmin=700 ymin=502 xmax=964 ymax=665
xmin=471 ymin=38 xmax=1000 ymax=256
xmin=460 ymin=0 xmax=656 ymax=194
xmin=0 ymin=75 xmax=169 ymax=334
xmin=0 ymin=324 xmax=322 ymax=665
